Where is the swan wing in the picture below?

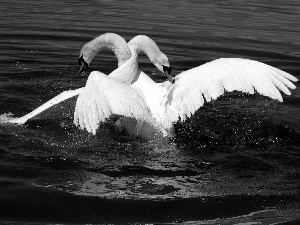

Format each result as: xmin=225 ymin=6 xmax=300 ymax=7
xmin=166 ymin=58 xmax=298 ymax=122
xmin=73 ymin=71 xmax=160 ymax=135
xmin=6 ymin=88 xmax=83 ymax=124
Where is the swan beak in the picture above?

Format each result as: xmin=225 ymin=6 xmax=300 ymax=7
xmin=163 ymin=66 xmax=175 ymax=84
xmin=78 ymin=54 xmax=89 ymax=76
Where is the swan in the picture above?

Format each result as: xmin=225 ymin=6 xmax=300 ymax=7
xmin=74 ymin=36 xmax=298 ymax=140
xmin=73 ymin=35 xmax=173 ymax=138
xmin=3 ymin=34 xmax=298 ymax=141
xmin=3 ymin=33 xmax=132 ymax=125
xmin=3 ymin=33 xmax=173 ymax=139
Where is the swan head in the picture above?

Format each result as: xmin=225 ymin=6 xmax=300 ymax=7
xmin=78 ymin=54 xmax=89 ymax=75
xmin=128 ymin=35 xmax=175 ymax=83
xmin=163 ymin=65 xmax=174 ymax=84
xmin=77 ymin=33 xmax=132 ymax=76
xmin=153 ymin=53 xmax=174 ymax=83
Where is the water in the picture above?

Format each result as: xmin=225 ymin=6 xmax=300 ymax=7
xmin=1 ymin=0 xmax=300 ymax=224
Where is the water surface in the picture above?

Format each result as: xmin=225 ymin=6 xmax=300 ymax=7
xmin=0 ymin=0 xmax=300 ymax=224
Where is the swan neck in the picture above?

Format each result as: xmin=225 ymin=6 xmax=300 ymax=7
xmin=129 ymin=36 xmax=162 ymax=64
xmin=80 ymin=33 xmax=131 ymax=67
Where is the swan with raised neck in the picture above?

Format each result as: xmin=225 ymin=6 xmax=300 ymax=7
xmin=106 ymin=35 xmax=173 ymax=85
xmin=128 ymin=35 xmax=173 ymax=83
xmin=78 ymin=33 xmax=131 ymax=75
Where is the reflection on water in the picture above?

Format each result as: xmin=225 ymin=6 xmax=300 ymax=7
xmin=0 ymin=0 xmax=300 ymax=223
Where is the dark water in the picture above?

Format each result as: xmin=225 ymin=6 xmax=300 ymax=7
xmin=1 ymin=0 xmax=300 ymax=224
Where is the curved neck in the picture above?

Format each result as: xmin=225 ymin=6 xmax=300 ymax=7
xmin=80 ymin=33 xmax=131 ymax=67
xmin=128 ymin=35 xmax=162 ymax=64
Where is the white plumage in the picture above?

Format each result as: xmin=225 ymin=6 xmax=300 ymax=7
xmin=73 ymin=71 xmax=165 ymax=136
xmin=5 ymin=34 xmax=298 ymax=141
xmin=73 ymin=35 xmax=173 ymax=138
xmin=74 ymin=38 xmax=297 ymax=139
xmin=165 ymin=58 xmax=297 ymax=122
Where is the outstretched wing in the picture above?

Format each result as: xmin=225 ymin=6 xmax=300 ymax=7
xmin=6 ymin=88 xmax=83 ymax=124
xmin=74 ymin=71 xmax=161 ymax=135
xmin=165 ymin=58 xmax=298 ymax=122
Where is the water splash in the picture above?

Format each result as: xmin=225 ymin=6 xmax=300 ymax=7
xmin=0 ymin=112 xmax=15 ymax=123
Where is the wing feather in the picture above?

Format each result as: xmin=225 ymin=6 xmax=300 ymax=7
xmin=74 ymin=71 xmax=163 ymax=135
xmin=166 ymin=58 xmax=298 ymax=122
xmin=7 ymin=88 xmax=83 ymax=125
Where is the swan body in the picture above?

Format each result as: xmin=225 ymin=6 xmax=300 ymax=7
xmin=130 ymin=70 xmax=175 ymax=134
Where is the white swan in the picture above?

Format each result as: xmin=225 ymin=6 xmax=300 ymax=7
xmin=73 ymin=35 xmax=173 ymax=138
xmin=4 ymin=33 xmax=173 ymax=139
xmin=74 ymin=35 xmax=298 ymax=140
xmin=4 ymin=34 xmax=298 ymax=141
xmin=4 ymin=33 xmax=132 ymax=124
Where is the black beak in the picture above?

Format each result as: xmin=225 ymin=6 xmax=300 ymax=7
xmin=78 ymin=54 xmax=89 ymax=76
xmin=163 ymin=65 xmax=175 ymax=84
